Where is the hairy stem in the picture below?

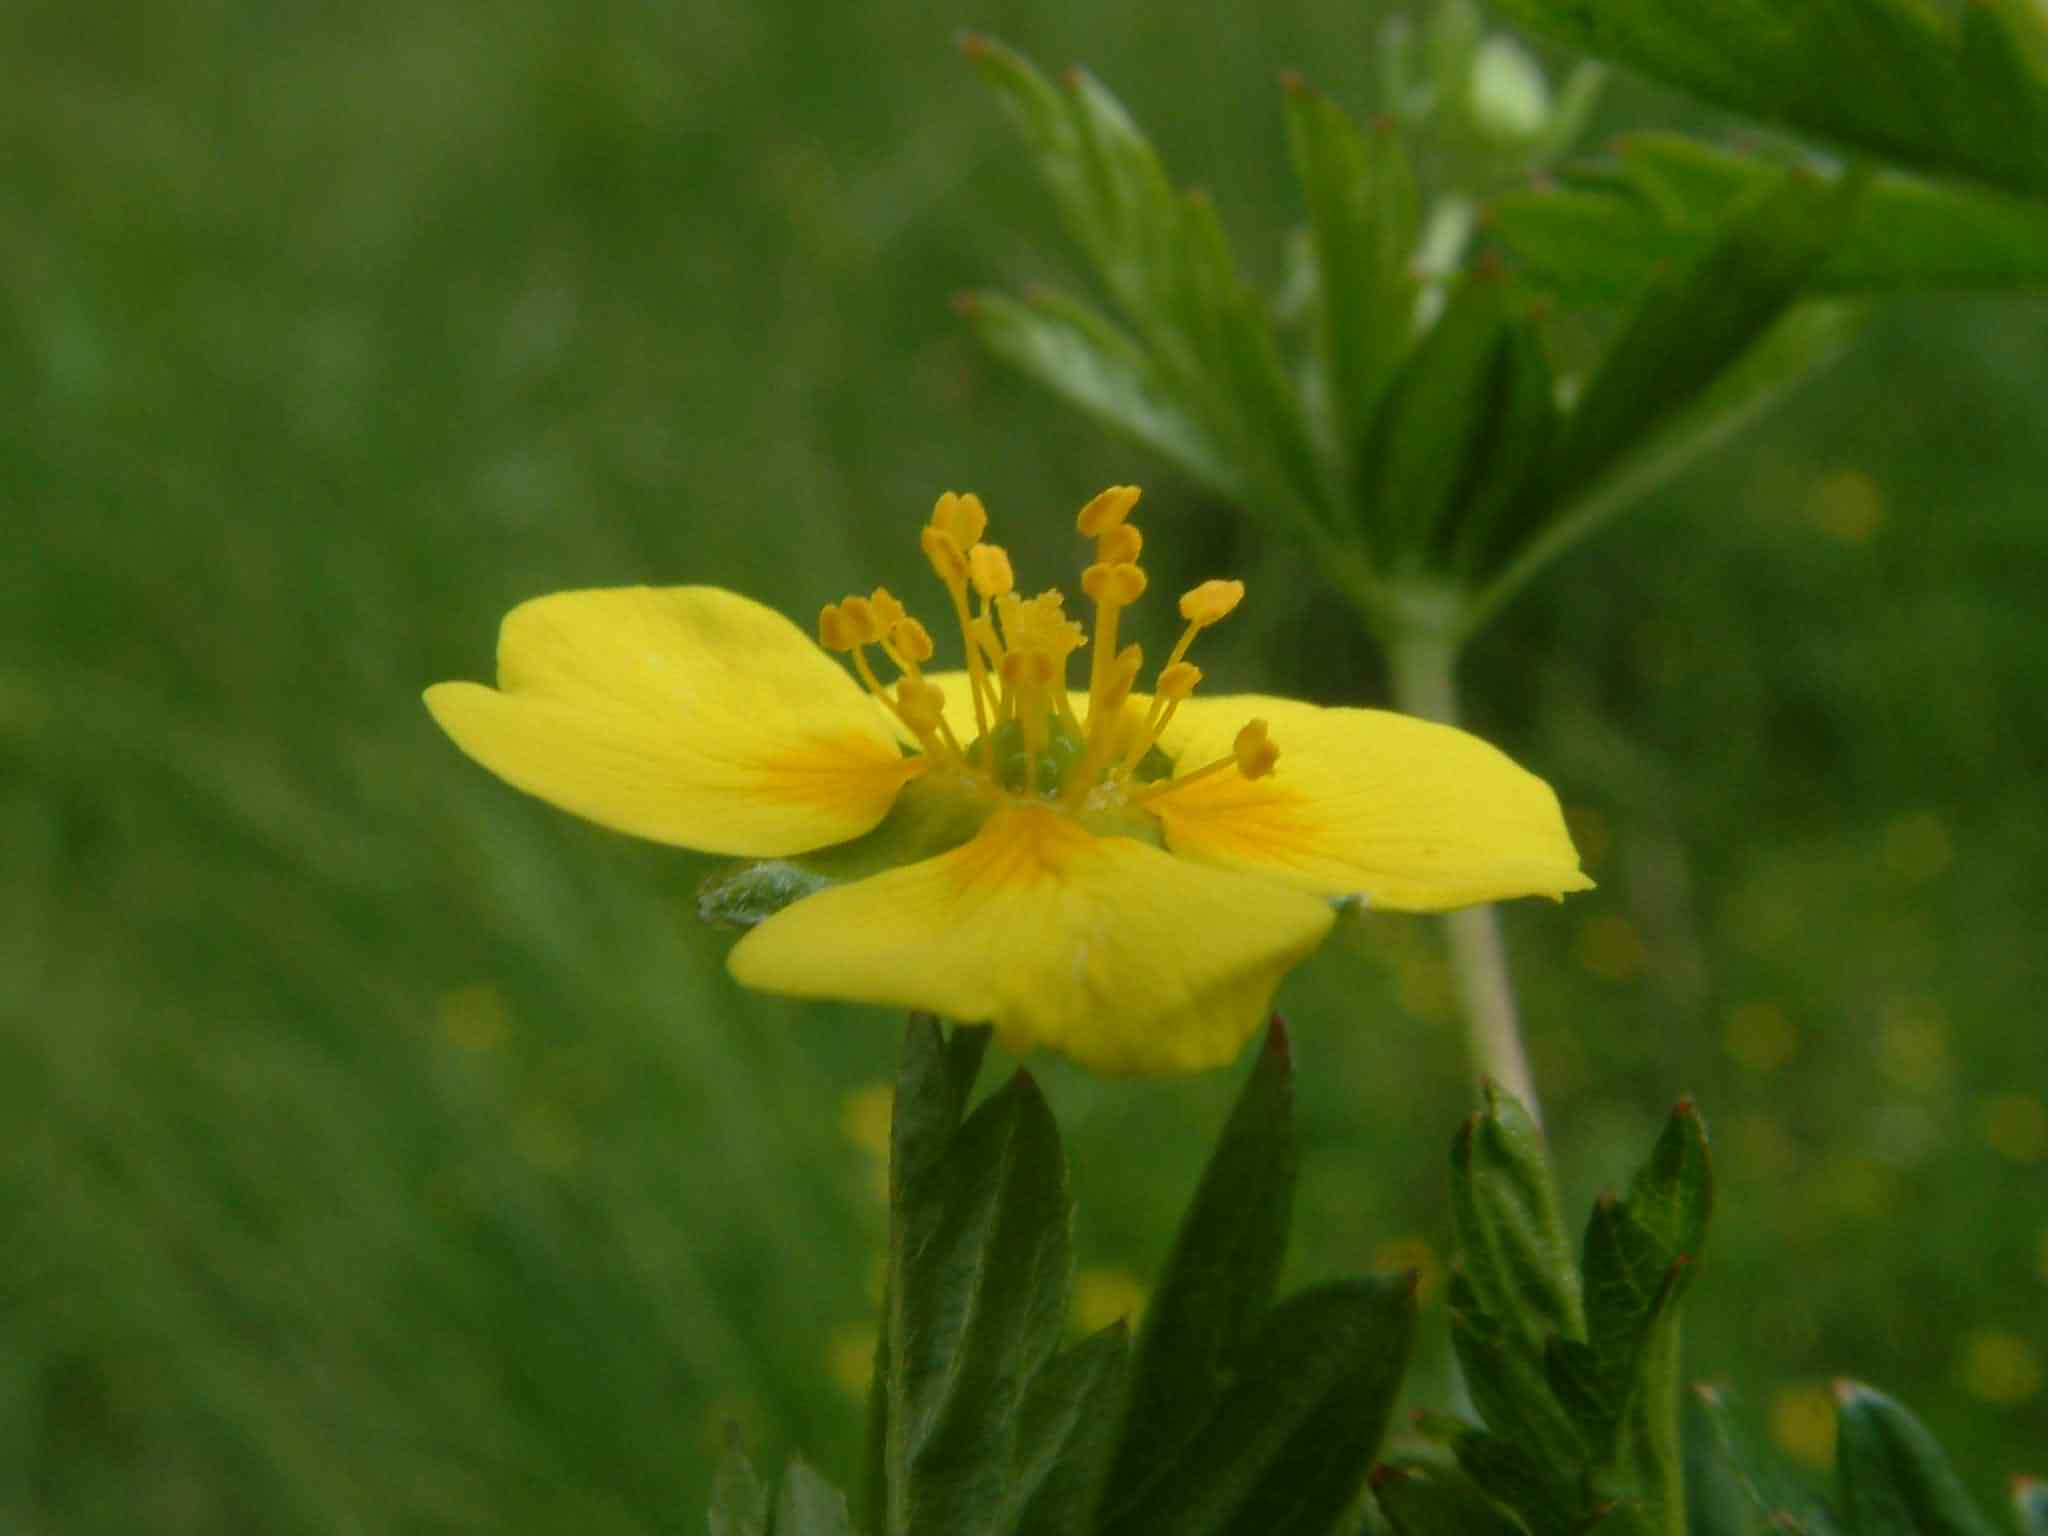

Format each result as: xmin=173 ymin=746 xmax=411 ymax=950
xmin=1381 ymin=586 xmax=1544 ymax=1127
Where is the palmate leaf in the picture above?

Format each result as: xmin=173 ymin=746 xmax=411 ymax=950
xmin=1491 ymin=135 xmax=2048 ymax=302
xmin=1481 ymin=0 xmax=2048 ymax=202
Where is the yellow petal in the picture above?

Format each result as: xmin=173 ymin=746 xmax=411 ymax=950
xmin=728 ymin=804 xmax=1334 ymax=1074
xmin=425 ymin=586 xmax=917 ymax=857
xmin=1150 ymin=695 xmax=1591 ymax=911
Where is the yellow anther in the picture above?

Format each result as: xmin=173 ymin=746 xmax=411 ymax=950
xmin=818 ymin=603 xmax=853 ymax=653
xmin=1155 ymin=661 xmax=1202 ymax=702
xmin=1096 ymin=522 xmax=1143 ymax=566
xmin=930 ymin=490 xmax=989 ymax=548
xmin=921 ymin=525 xmax=969 ymax=586
xmin=969 ymin=542 xmax=1015 ymax=600
xmin=869 ymin=587 xmax=907 ymax=632
xmin=1179 ymin=579 xmax=1245 ymax=628
xmin=896 ymin=677 xmax=946 ymax=734
xmin=1081 ymin=561 xmax=1149 ymax=606
xmin=1233 ymin=718 xmax=1279 ymax=780
xmin=838 ymin=594 xmax=880 ymax=644
xmin=890 ymin=617 xmax=934 ymax=664
xmin=1077 ymin=484 xmax=1142 ymax=537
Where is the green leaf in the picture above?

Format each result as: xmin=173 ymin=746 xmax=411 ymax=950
xmin=1622 ymin=1097 xmax=1714 ymax=1270
xmin=1683 ymin=1386 xmax=1781 ymax=1536
xmin=1453 ymin=1428 xmax=1575 ymax=1536
xmin=1009 ymin=1322 xmax=1132 ymax=1536
xmin=1444 ymin=313 xmax=1559 ymax=579
xmin=1480 ymin=0 xmax=2048 ymax=201
xmin=956 ymin=287 xmax=1245 ymax=498
xmin=1538 ymin=164 xmax=1863 ymax=519
xmin=888 ymin=1070 xmax=1073 ymax=1536
xmin=1834 ymin=1381 xmax=1998 ymax=1536
xmin=1108 ymin=1020 xmax=1297 ymax=1510
xmin=2014 ymin=1478 xmax=2048 ymax=1536
xmin=709 ymin=1425 xmax=770 ymax=1536
xmin=1105 ymin=1275 xmax=1419 ymax=1536
xmin=1449 ymin=1078 xmax=1586 ymax=1348
xmin=1371 ymin=1462 xmax=1530 ymax=1536
xmin=1491 ymin=136 xmax=2048 ymax=301
xmin=1448 ymin=1294 xmax=1590 ymax=1474
xmin=774 ymin=1459 xmax=853 ymax=1536
xmin=1282 ymin=77 xmax=1421 ymax=511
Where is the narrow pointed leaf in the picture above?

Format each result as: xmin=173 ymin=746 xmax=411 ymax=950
xmin=710 ymin=1427 xmax=770 ymax=1536
xmin=775 ymin=1460 xmax=853 ymax=1536
xmin=1447 ymin=314 xmax=1559 ymax=579
xmin=1834 ymin=1381 xmax=1997 ymax=1536
xmin=1624 ymin=1097 xmax=1714 ymax=1275
xmin=1371 ymin=1462 xmax=1529 ymax=1536
xmin=1282 ymin=78 xmax=1420 ymax=507
xmin=1450 ymin=1078 xmax=1585 ymax=1348
xmin=1453 ymin=1428 xmax=1575 ymax=1536
xmin=888 ymin=1069 xmax=1073 ymax=1536
xmin=1492 ymin=138 xmax=2048 ymax=302
xmin=1009 ymin=1323 xmax=1132 ymax=1536
xmin=1540 ymin=164 xmax=1862 ymax=517
xmin=1106 ymin=1275 xmax=1418 ymax=1536
xmin=1480 ymin=0 xmax=2048 ymax=201
xmin=958 ymin=287 xmax=1244 ymax=497
xmin=1109 ymin=1020 xmax=1296 ymax=1508
xmin=1683 ymin=1386 xmax=1777 ymax=1536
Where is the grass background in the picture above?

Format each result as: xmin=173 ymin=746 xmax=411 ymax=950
xmin=7 ymin=0 xmax=2046 ymax=1528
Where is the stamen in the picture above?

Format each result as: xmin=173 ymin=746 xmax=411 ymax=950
xmin=1118 ymin=660 xmax=1202 ymax=778
xmin=969 ymin=543 xmax=1014 ymax=601
xmin=1162 ymin=577 xmax=1246 ymax=674
xmin=932 ymin=490 xmax=988 ymax=548
xmin=817 ymin=603 xmax=853 ymax=654
xmin=1081 ymin=560 xmax=1148 ymax=728
xmin=921 ymin=520 xmax=992 ymax=745
xmin=1131 ymin=717 xmax=1278 ymax=805
xmin=1063 ymin=644 xmax=1144 ymax=804
xmin=1076 ymin=484 xmax=1141 ymax=538
xmin=1095 ymin=522 xmax=1142 ymax=566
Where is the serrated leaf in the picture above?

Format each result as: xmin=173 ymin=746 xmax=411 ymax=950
xmin=1008 ymin=1322 xmax=1132 ymax=1536
xmin=1538 ymin=163 xmax=1862 ymax=520
xmin=1481 ymin=0 xmax=2048 ymax=201
xmin=958 ymin=287 xmax=1245 ymax=498
xmin=2014 ymin=1478 xmax=2048 ymax=1536
xmin=710 ymin=1426 xmax=770 ymax=1536
xmin=1107 ymin=1020 xmax=1296 ymax=1509
xmin=774 ymin=1459 xmax=853 ymax=1536
xmin=1450 ymin=1078 xmax=1586 ymax=1350
xmin=1453 ymin=1428 xmax=1575 ymax=1536
xmin=1104 ymin=1275 xmax=1418 ymax=1536
xmin=1371 ymin=1461 xmax=1530 ymax=1535
xmin=1834 ymin=1381 xmax=1998 ymax=1536
xmin=1282 ymin=78 xmax=1421 ymax=510
xmin=888 ymin=1069 xmax=1072 ymax=1536
xmin=1491 ymin=136 xmax=2048 ymax=302
xmin=1358 ymin=267 xmax=1518 ymax=564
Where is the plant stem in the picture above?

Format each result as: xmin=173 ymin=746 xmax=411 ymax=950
xmin=1381 ymin=585 xmax=1544 ymax=1127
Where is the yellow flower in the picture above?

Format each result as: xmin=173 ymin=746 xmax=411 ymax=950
xmin=425 ymin=486 xmax=1589 ymax=1073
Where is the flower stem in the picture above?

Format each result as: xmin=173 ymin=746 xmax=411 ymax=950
xmin=1381 ymin=586 xmax=1544 ymax=1128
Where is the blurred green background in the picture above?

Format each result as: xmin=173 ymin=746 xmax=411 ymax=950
xmin=7 ymin=0 xmax=2046 ymax=1529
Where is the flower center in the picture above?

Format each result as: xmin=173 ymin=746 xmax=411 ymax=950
xmin=816 ymin=486 xmax=1276 ymax=816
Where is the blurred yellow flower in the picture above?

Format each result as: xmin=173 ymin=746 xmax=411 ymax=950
xmin=426 ymin=487 xmax=1588 ymax=1073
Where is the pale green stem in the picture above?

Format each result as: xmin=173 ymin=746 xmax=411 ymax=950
xmin=1381 ymin=585 xmax=1544 ymax=1128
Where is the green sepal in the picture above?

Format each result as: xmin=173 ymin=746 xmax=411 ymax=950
xmin=698 ymin=777 xmax=990 ymax=929
xmin=1371 ymin=1461 xmax=1531 ymax=1535
xmin=1103 ymin=1275 xmax=1419 ymax=1536
xmin=1007 ymin=1322 xmax=1132 ymax=1536
xmin=774 ymin=1459 xmax=854 ymax=1536
xmin=1491 ymin=136 xmax=2048 ymax=302
xmin=1478 ymin=0 xmax=2048 ymax=202
xmin=2014 ymin=1478 xmax=2048 ymax=1536
xmin=1834 ymin=1381 xmax=1998 ymax=1536
xmin=1449 ymin=1078 xmax=1586 ymax=1350
xmin=1107 ymin=1019 xmax=1297 ymax=1509
xmin=709 ymin=1424 xmax=771 ymax=1536
xmin=1281 ymin=77 xmax=1420 ymax=513
xmin=886 ymin=1068 xmax=1073 ymax=1535
xmin=957 ymin=286 xmax=1244 ymax=499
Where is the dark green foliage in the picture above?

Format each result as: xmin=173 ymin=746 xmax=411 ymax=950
xmin=1835 ymin=1382 xmax=1998 ymax=1536
xmin=1397 ymin=1091 xmax=1715 ymax=1536
xmin=1479 ymin=0 xmax=2048 ymax=201
xmin=711 ymin=1437 xmax=854 ymax=1536
xmin=1490 ymin=136 xmax=2048 ymax=301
